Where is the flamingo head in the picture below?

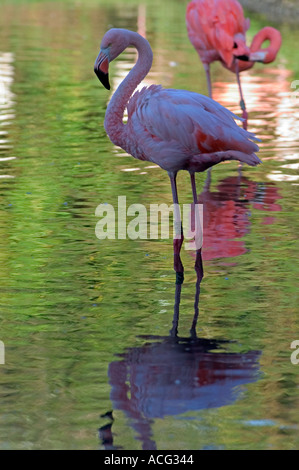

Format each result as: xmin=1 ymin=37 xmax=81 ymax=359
xmin=94 ymin=28 xmax=132 ymax=90
xmin=232 ymin=34 xmax=251 ymax=62
xmin=94 ymin=48 xmax=110 ymax=89
xmin=248 ymin=27 xmax=282 ymax=64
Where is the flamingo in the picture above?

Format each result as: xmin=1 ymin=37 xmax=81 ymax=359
xmin=186 ymin=0 xmax=282 ymax=129
xmin=94 ymin=28 xmax=260 ymax=305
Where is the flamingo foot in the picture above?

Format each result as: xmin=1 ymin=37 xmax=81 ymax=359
xmin=240 ymin=100 xmax=248 ymax=130
xmin=170 ymin=282 xmax=183 ymax=337
xmin=194 ymin=249 xmax=204 ymax=281
xmin=174 ymin=253 xmax=184 ymax=284
xmin=173 ymin=235 xmax=184 ymax=284
xmin=175 ymin=271 xmax=184 ymax=285
xmin=242 ymin=107 xmax=248 ymax=117
xmin=242 ymin=109 xmax=248 ymax=121
xmin=190 ymin=249 xmax=204 ymax=336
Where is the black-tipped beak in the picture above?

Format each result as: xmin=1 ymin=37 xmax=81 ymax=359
xmin=94 ymin=67 xmax=110 ymax=90
xmin=235 ymin=54 xmax=249 ymax=62
xmin=94 ymin=51 xmax=110 ymax=90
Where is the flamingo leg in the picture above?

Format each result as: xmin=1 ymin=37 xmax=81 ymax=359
xmin=203 ymin=63 xmax=212 ymax=99
xmin=235 ymin=60 xmax=248 ymax=130
xmin=169 ymin=172 xmax=184 ymax=337
xmin=190 ymin=172 xmax=204 ymax=337
xmin=170 ymin=283 xmax=182 ymax=337
xmin=169 ymin=172 xmax=184 ymax=285
xmin=203 ymin=65 xmax=214 ymax=177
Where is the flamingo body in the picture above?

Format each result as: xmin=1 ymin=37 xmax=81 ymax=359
xmin=186 ymin=0 xmax=282 ymax=128
xmin=94 ymin=28 xmax=261 ymax=295
xmin=186 ymin=0 xmax=250 ymax=70
xmin=94 ymin=29 xmax=260 ymax=175
xmin=186 ymin=0 xmax=281 ymax=73
xmin=125 ymin=85 xmax=259 ymax=173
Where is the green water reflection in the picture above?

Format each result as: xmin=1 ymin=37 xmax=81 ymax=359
xmin=0 ymin=0 xmax=298 ymax=450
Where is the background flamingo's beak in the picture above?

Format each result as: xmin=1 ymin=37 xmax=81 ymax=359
xmin=235 ymin=54 xmax=249 ymax=61
xmin=249 ymin=51 xmax=266 ymax=62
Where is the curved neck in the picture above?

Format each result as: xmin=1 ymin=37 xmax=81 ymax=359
xmin=250 ymin=27 xmax=282 ymax=63
xmin=104 ymin=31 xmax=153 ymax=146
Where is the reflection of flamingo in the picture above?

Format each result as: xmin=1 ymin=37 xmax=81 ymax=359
xmin=186 ymin=0 xmax=282 ymax=128
xmin=198 ymin=175 xmax=282 ymax=262
xmin=98 ymin=411 xmax=123 ymax=450
xmin=100 ymin=258 xmax=261 ymax=449
xmin=179 ymin=174 xmax=281 ymax=336
xmin=106 ymin=334 xmax=260 ymax=449
xmin=94 ymin=28 xmax=260 ymax=293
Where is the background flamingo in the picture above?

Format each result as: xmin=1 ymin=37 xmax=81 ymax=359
xmin=94 ymin=28 xmax=260 ymax=327
xmin=186 ymin=0 xmax=282 ymax=129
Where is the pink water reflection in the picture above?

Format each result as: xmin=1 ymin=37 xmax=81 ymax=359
xmin=197 ymin=174 xmax=282 ymax=262
xmin=213 ymin=66 xmax=299 ymax=160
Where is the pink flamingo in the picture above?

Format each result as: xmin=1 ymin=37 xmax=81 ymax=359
xmin=186 ymin=0 xmax=282 ymax=128
xmin=94 ymin=28 xmax=260 ymax=295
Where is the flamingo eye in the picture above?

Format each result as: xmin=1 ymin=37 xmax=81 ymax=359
xmin=233 ymin=42 xmax=238 ymax=49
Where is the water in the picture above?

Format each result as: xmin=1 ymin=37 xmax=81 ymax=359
xmin=0 ymin=0 xmax=298 ymax=450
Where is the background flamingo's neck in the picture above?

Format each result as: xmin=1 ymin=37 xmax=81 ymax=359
xmin=104 ymin=32 xmax=153 ymax=147
xmin=250 ymin=27 xmax=282 ymax=63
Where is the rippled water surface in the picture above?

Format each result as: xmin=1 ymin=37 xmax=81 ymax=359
xmin=0 ymin=0 xmax=298 ymax=450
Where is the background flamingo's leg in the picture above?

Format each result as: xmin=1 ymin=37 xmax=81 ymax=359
xmin=203 ymin=63 xmax=213 ymax=99
xmin=235 ymin=60 xmax=248 ymax=130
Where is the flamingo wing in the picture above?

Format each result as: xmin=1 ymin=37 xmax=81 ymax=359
xmin=129 ymin=85 xmax=259 ymax=157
